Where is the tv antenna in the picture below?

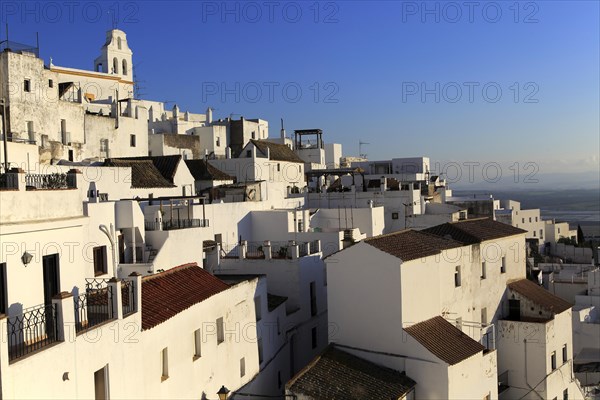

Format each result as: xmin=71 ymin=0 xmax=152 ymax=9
xmin=359 ymin=140 xmax=369 ymax=159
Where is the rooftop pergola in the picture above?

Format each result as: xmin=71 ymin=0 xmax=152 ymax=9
xmin=294 ymin=129 xmax=323 ymax=150
xmin=305 ymin=167 xmax=367 ymax=193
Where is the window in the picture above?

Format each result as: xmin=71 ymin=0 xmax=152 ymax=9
xmin=122 ymin=59 xmax=128 ymax=75
xmin=93 ymin=246 xmax=108 ymax=276
xmin=481 ymin=308 xmax=487 ymax=326
xmin=562 ymin=344 xmax=567 ymax=363
xmin=551 ymin=351 xmax=556 ymax=370
xmin=535 ymin=217 xmax=538 ymax=222
xmin=216 ymin=137 xmax=220 ymax=147
xmin=254 ymin=296 xmax=262 ymax=321
xmin=481 ymin=261 xmax=487 ymax=279
xmin=540 ymin=229 xmax=543 ymax=238
xmin=41 ymin=134 xmax=49 ymax=148
xmin=558 ymin=228 xmax=561 ymax=233
xmin=258 ymin=338 xmax=263 ymax=364
xmin=27 ymin=121 xmax=34 ymax=142
xmin=0 ymin=263 xmax=7 ymax=315
xmin=216 ymin=317 xmax=224 ymax=344
xmin=130 ymin=134 xmax=136 ymax=147
xmin=24 ymin=79 xmax=31 ymax=92
xmin=117 ymin=37 xmax=122 ymax=50
xmin=501 ymin=256 xmax=506 ymax=274
xmin=240 ymin=357 xmax=246 ymax=377
xmin=563 ymin=389 xmax=568 ymax=400
xmin=193 ymin=329 xmax=201 ymax=360
xmin=277 ymin=163 xmax=281 ymax=172
xmin=161 ymin=348 xmax=169 ymax=380
xmin=246 ymin=150 xmax=251 ymax=157
xmin=310 ymin=281 xmax=317 ymax=316
xmin=392 ymin=212 xmax=399 ymax=220
xmin=299 ymin=165 xmax=302 ymax=173
xmin=311 ymin=327 xmax=317 ymax=349
xmin=533 ymin=231 xmax=536 ymax=237
xmin=113 ymin=57 xmax=119 ymax=74
xmin=522 ymin=218 xmax=525 ymax=223
xmin=48 ymin=79 xmax=54 ymax=88
xmin=455 ymin=266 xmax=461 ymax=287
xmin=529 ymin=217 xmax=532 ymax=223
xmin=251 ymin=131 xmax=256 ymax=139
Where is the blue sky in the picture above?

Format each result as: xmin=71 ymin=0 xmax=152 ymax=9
xmin=2 ymin=0 xmax=599 ymax=182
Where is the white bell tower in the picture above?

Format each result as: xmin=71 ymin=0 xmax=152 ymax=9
xmin=94 ymin=29 xmax=133 ymax=80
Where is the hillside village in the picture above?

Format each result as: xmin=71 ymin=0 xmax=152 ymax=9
xmin=0 ymin=30 xmax=599 ymax=399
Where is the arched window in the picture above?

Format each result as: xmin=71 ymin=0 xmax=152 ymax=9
xmin=113 ymin=57 xmax=118 ymax=74
xmin=122 ymin=59 xmax=128 ymax=76
xmin=117 ymin=37 xmax=122 ymax=50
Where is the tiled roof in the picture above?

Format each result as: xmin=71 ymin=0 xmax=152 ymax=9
xmin=422 ymin=218 xmax=527 ymax=244
xmin=508 ymin=278 xmax=572 ymax=314
xmin=287 ymin=345 xmax=416 ymax=399
xmin=185 ymin=159 xmax=234 ymax=181
xmin=267 ymin=293 xmax=287 ymax=312
xmin=103 ymin=159 xmax=175 ymax=188
xmin=364 ymin=230 xmax=463 ymax=261
xmin=249 ymin=139 xmax=304 ymax=163
xmin=113 ymin=155 xmax=182 ymax=183
xmin=141 ymin=263 xmax=229 ymax=330
xmin=404 ymin=316 xmax=485 ymax=365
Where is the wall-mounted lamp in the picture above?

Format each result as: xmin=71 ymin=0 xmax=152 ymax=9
xmin=21 ymin=251 xmax=33 ymax=266
xmin=217 ymin=386 xmax=230 ymax=400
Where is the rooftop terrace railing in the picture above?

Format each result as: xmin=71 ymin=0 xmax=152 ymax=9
xmin=144 ymin=218 xmax=209 ymax=231
xmin=74 ymin=285 xmax=113 ymax=334
xmin=25 ymin=173 xmax=76 ymax=190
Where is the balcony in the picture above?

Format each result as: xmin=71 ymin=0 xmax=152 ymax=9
xmin=144 ymin=218 xmax=209 ymax=231
xmin=3 ymin=276 xmax=141 ymax=363
xmin=6 ymin=304 xmax=59 ymax=362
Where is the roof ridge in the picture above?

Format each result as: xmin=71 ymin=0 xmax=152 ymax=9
xmin=142 ymin=262 xmax=198 ymax=281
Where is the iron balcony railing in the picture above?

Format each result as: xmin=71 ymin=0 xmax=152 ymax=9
xmin=7 ymin=303 xmax=59 ymax=362
xmin=25 ymin=173 xmax=76 ymax=190
xmin=144 ymin=218 xmax=210 ymax=231
xmin=121 ymin=280 xmax=135 ymax=316
xmin=74 ymin=285 xmax=113 ymax=334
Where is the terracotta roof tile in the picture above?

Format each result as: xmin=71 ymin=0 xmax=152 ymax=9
xmin=185 ymin=159 xmax=234 ymax=181
xmin=404 ymin=316 xmax=485 ymax=365
xmin=508 ymin=278 xmax=572 ymax=314
xmin=287 ymin=345 xmax=416 ymax=399
xmin=364 ymin=230 xmax=463 ymax=261
xmin=141 ymin=263 xmax=229 ymax=330
xmin=423 ymin=218 xmax=527 ymax=244
xmin=103 ymin=159 xmax=175 ymax=188
xmin=113 ymin=155 xmax=182 ymax=183
xmin=249 ymin=139 xmax=304 ymax=163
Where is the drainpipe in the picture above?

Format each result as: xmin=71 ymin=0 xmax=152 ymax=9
xmin=99 ymin=224 xmax=118 ymax=278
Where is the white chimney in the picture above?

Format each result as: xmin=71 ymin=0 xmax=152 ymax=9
xmin=225 ymin=147 xmax=231 ymax=159
xmin=207 ymin=107 xmax=213 ymax=124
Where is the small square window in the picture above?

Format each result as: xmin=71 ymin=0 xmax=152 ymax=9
xmin=391 ymin=212 xmax=399 ymax=220
xmin=216 ymin=137 xmax=221 ymax=147
xmin=193 ymin=329 xmax=202 ymax=360
xmin=246 ymin=150 xmax=251 ymax=157
xmin=481 ymin=261 xmax=487 ymax=279
xmin=161 ymin=348 xmax=169 ymax=380
xmin=24 ymin=79 xmax=31 ymax=92
xmin=216 ymin=317 xmax=224 ymax=344
xmin=455 ymin=266 xmax=461 ymax=287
